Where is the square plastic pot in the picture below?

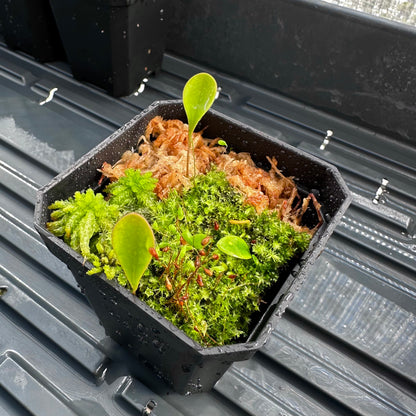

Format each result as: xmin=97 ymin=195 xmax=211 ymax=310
xmin=49 ymin=0 xmax=169 ymax=97
xmin=34 ymin=100 xmax=351 ymax=394
xmin=0 ymin=0 xmax=65 ymax=62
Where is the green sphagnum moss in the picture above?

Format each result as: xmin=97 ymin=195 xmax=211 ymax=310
xmin=47 ymin=169 xmax=310 ymax=346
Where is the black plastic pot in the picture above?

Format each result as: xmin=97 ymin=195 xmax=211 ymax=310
xmin=34 ymin=100 xmax=351 ymax=394
xmin=0 ymin=0 xmax=65 ymax=62
xmin=49 ymin=0 xmax=169 ymax=97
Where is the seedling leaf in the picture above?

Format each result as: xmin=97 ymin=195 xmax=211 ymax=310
xmin=217 ymin=235 xmax=252 ymax=259
xmin=183 ymin=72 xmax=217 ymax=137
xmin=112 ymin=213 xmax=155 ymax=294
xmin=183 ymin=72 xmax=217 ymax=176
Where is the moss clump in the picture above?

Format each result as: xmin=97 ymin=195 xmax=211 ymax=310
xmin=47 ymin=189 xmax=120 ymax=268
xmin=48 ymin=169 xmax=310 ymax=346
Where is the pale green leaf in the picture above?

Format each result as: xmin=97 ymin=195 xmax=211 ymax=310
xmin=183 ymin=72 xmax=217 ymax=138
xmin=217 ymin=235 xmax=252 ymax=259
xmin=112 ymin=213 xmax=155 ymax=294
xmin=182 ymin=229 xmax=207 ymax=250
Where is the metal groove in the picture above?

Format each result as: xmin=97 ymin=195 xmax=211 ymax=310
xmin=226 ymin=361 xmax=340 ymax=416
xmin=265 ymin=324 xmax=416 ymax=416
xmin=325 ymin=245 xmax=416 ymax=301
xmin=0 ymin=43 xmax=415 ymax=415
xmin=284 ymin=309 xmax=416 ymax=396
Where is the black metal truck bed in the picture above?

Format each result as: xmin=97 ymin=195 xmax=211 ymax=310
xmin=1 ymin=28 xmax=416 ymax=416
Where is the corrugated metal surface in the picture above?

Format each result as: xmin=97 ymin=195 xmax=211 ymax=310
xmin=1 ymin=44 xmax=415 ymax=415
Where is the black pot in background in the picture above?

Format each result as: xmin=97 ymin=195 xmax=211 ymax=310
xmin=0 ymin=0 xmax=65 ymax=62
xmin=49 ymin=0 xmax=170 ymax=97
xmin=34 ymin=100 xmax=351 ymax=394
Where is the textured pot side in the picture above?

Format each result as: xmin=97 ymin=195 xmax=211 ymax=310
xmin=34 ymin=101 xmax=351 ymax=394
xmin=0 ymin=0 xmax=65 ymax=62
xmin=49 ymin=0 xmax=169 ymax=97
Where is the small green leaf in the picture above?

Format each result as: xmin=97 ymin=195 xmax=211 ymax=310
xmin=200 ymin=320 xmax=208 ymax=337
xmin=217 ymin=235 xmax=252 ymax=259
xmin=112 ymin=213 xmax=155 ymax=294
xmin=183 ymin=72 xmax=217 ymax=138
xmin=218 ymin=139 xmax=227 ymax=147
xmin=182 ymin=229 xmax=207 ymax=250
xmin=177 ymin=205 xmax=184 ymax=220
xmin=192 ymin=234 xmax=209 ymax=250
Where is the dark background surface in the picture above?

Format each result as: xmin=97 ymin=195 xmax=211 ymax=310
xmin=167 ymin=0 xmax=416 ymax=146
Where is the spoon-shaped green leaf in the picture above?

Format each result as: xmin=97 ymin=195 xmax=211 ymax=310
xmin=112 ymin=213 xmax=155 ymax=294
xmin=183 ymin=72 xmax=217 ymax=137
xmin=217 ymin=235 xmax=252 ymax=260
xmin=183 ymin=72 xmax=217 ymax=176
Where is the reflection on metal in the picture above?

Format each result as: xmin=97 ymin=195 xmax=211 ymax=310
xmin=142 ymin=399 xmax=157 ymax=416
xmin=0 ymin=116 xmax=75 ymax=171
xmin=373 ymin=178 xmax=389 ymax=204
xmin=39 ymin=88 xmax=58 ymax=106
xmin=320 ymin=129 xmax=333 ymax=150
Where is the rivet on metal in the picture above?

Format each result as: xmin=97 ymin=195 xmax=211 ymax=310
xmin=142 ymin=399 xmax=157 ymax=416
xmin=39 ymin=87 xmax=58 ymax=106
xmin=134 ymin=83 xmax=146 ymax=95
xmin=284 ymin=292 xmax=294 ymax=302
xmin=373 ymin=178 xmax=389 ymax=204
xmin=320 ymin=129 xmax=333 ymax=150
xmin=134 ymin=78 xmax=149 ymax=96
xmin=215 ymin=86 xmax=221 ymax=100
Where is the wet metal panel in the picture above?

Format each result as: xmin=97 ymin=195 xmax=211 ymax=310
xmin=0 ymin=44 xmax=415 ymax=415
